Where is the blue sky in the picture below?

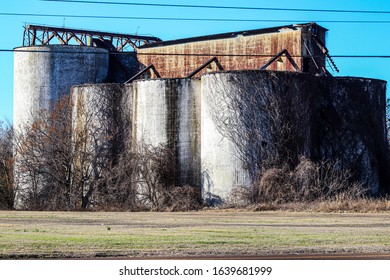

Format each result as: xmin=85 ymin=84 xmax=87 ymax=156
xmin=1 ymin=0 xmax=390 ymax=123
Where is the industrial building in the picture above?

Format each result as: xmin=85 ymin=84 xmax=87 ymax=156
xmin=13 ymin=23 xmax=388 ymax=208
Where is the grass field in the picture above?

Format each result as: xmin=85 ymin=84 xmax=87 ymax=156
xmin=1 ymin=210 xmax=390 ymax=258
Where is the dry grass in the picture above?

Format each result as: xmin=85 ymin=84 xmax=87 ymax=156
xmin=314 ymin=198 xmax=390 ymax=213
xmin=243 ymin=198 xmax=390 ymax=213
xmin=227 ymin=157 xmax=373 ymax=209
xmin=1 ymin=210 xmax=390 ymax=259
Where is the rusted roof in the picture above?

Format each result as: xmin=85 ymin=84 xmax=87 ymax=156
xmin=139 ymin=22 xmax=327 ymax=49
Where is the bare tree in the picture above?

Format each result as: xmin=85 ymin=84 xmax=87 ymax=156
xmin=14 ymin=96 xmax=77 ymax=209
xmin=13 ymin=85 xmax=200 ymax=211
xmin=387 ymin=98 xmax=390 ymax=146
xmin=83 ymin=135 xmax=200 ymax=211
xmin=13 ymin=92 xmax=116 ymax=210
xmin=0 ymin=121 xmax=14 ymax=209
xmin=71 ymin=86 xmax=123 ymax=209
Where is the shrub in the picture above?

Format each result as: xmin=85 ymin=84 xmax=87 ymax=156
xmin=257 ymin=166 xmax=297 ymax=203
xmin=229 ymin=157 xmax=368 ymax=206
xmin=162 ymin=185 xmax=201 ymax=212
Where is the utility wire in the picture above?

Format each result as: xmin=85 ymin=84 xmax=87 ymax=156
xmin=41 ymin=0 xmax=390 ymax=14
xmin=1 ymin=12 xmax=390 ymax=24
xmin=1 ymin=49 xmax=390 ymax=58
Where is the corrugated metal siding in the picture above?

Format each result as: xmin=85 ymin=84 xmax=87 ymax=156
xmin=137 ymin=29 xmax=303 ymax=78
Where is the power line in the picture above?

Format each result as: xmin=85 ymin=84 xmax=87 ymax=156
xmin=1 ymin=49 xmax=390 ymax=58
xmin=1 ymin=12 xmax=390 ymax=24
xmin=41 ymin=0 xmax=390 ymax=14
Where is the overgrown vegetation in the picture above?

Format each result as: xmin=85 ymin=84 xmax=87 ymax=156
xmin=0 ymin=121 xmax=14 ymax=209
xmin=12 ymin=94 xmax=200 ymax=211
xmin=94 ymin=142 xmax=200 ymax=211
xmin=387 ymin=98 xmax=390 ymax=146
xmin=227 ymin=157 xmax=367 ymax=208
xmin=2 ymin=82 xmax=389 ymax=211
xmin=210 ymin=74 xmax=382 ymax=208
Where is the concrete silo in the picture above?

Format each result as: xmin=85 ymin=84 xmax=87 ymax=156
xmin=71 ymin=83 xmax=125 ymax=160
xmin=14 ymin=45 xmax=109 ymax=130
xmin=201 ymin=72 xmax=252 ymax=203
xmin=71 ymin=84 xmax=125 ymax=207
xmin=200 ymin=71 xmax=388 ymax=202
xmin=131 ymin=78 xmax=201 ymax=188
xmin=13 ymin=45 xmax=109 ymax=208
xmin=200 ymin=71 xmax=323 ymax=203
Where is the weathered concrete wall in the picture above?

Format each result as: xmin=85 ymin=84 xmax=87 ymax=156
xmin=132 ymin=79 xmax=170 ymax=146
xmin=14 ymin=45 xmax=109 ymax=130
xmin=315 ymin=77 xmax=388 ymax=194
xmin=200 ymin=71 xmax=388 ymax=201
xmin=71 ymin=83 xmax=125 ymax=202
xmin=131 ymin=78 xmax=201 ymax=187
xmin=13 ymin=45 xmax=109 ymax=209
xmin=137 ymin=23 xmax=327 ymax=78
xmin=200 ymin=71 xmax=316 ymax=202
xmin=65 ymin=71 xmax=390 ymax=204
xmin=71 ymin=83 xmax=125 ymax=159
xmin=201 ymin=74 xmax=249 ymax=203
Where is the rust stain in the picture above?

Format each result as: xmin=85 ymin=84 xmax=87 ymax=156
xmin=138 ymin=29 xmax=306 ymax=78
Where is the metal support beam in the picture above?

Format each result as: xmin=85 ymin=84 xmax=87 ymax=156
xmin=312 ymin=36 xmax=339 ymax=73
xmin=186 ymin=57 xmax=224 ymax=78
xmin=124 ymin=64 xmax=161 ymax=84
xmin=260 ymin=49 xmax=300 ymax=71
xmin=23 ymin=25 xmax=161 ymax=51
xmin=31 ymin=29 xmax=36 ymax=46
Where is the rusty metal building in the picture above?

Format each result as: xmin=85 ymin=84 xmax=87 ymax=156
xmin=137 ymin=23 xmax=333 ymax=78
xmin=18 ymin=23 xmax=335 ymax=81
